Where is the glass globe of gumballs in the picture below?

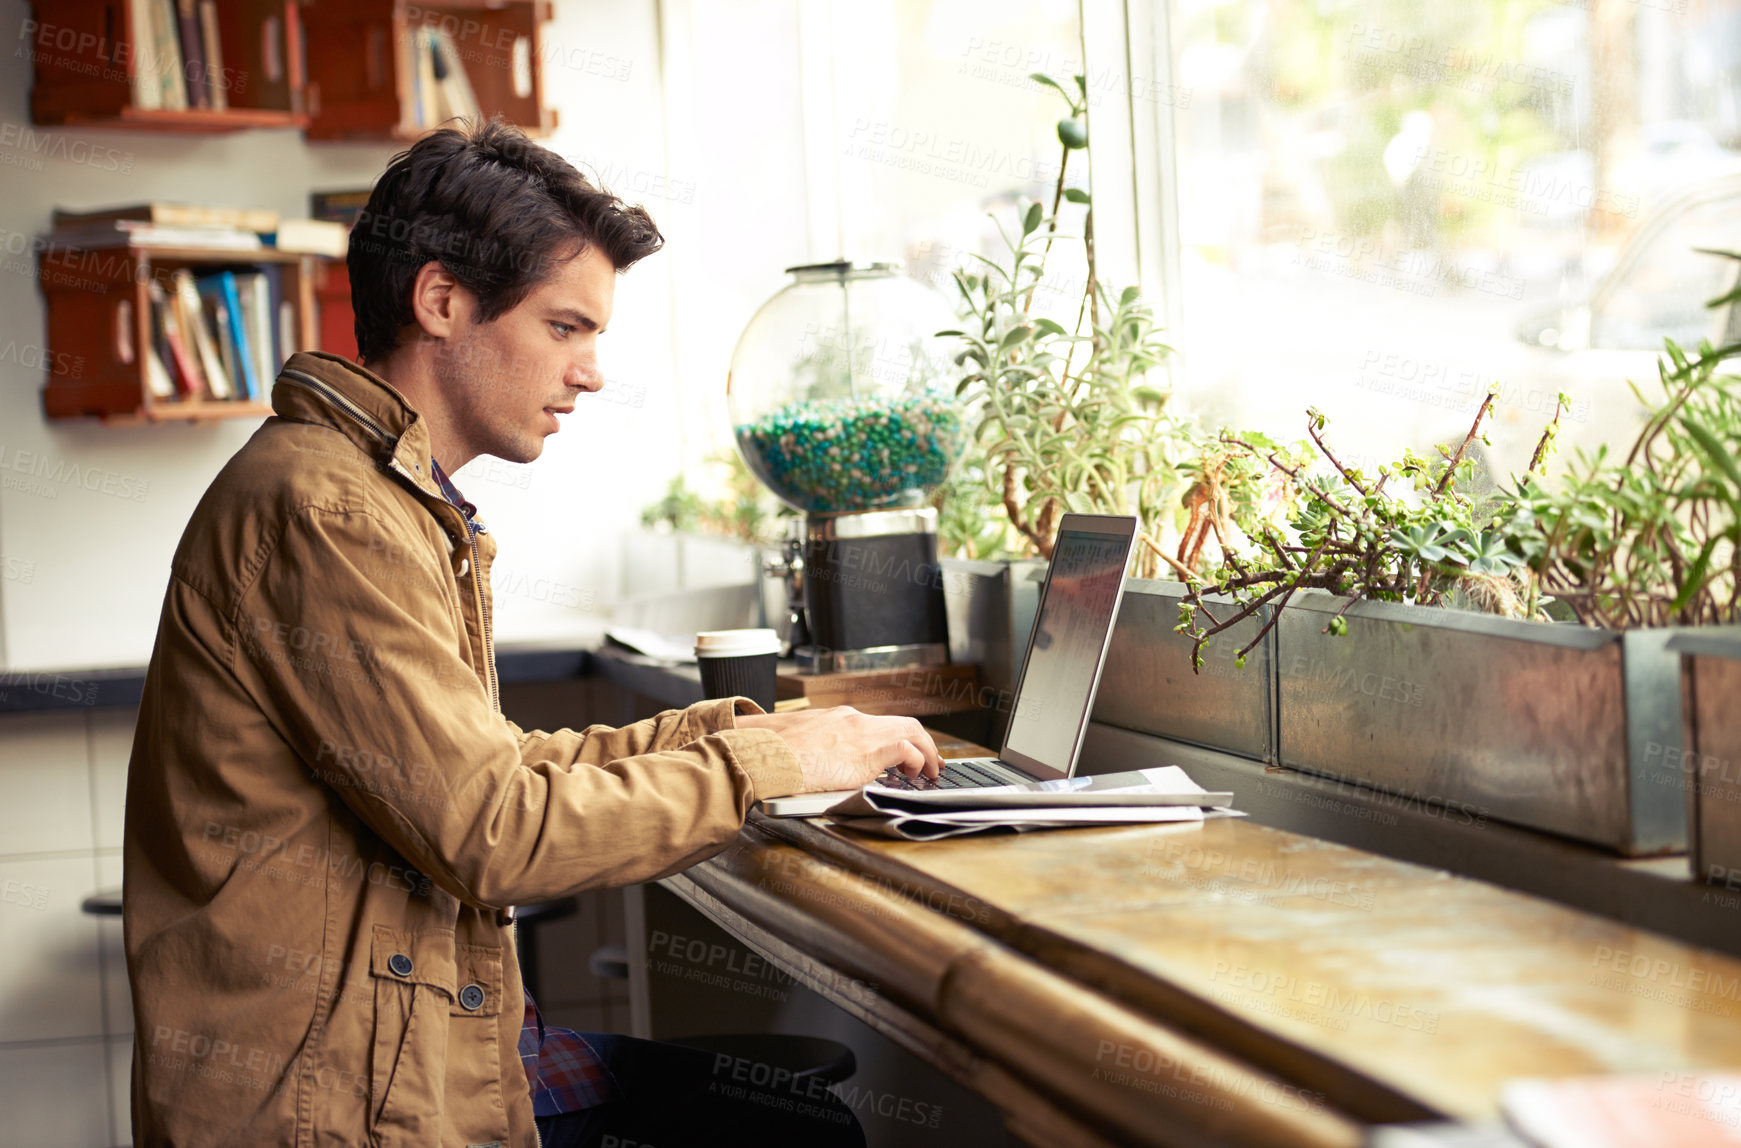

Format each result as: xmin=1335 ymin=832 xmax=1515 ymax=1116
xmin=728 ymin=262 xmax=965 ymax=674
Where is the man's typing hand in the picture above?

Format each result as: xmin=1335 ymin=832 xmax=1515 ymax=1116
xmin=735 ymin=706 xmax=943 ymax=793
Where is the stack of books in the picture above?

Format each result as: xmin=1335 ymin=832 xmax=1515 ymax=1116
xmin=49 ymin=203 xmax=349 ymax=257
xmin=126 ymin=0 xmax=304 ymax=113
xmin=125 ymin=0 xmax=305 ymax=114
xmin=50 ymin=203 xmax=270 ymax=252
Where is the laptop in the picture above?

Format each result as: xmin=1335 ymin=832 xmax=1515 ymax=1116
xmin=760 ymin=513 xmax=1141 ymax=818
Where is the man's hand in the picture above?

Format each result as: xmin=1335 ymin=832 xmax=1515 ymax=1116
xmin=736 ymin=706 xmax=943 ymax=793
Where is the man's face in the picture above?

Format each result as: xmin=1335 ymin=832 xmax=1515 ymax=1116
xmin=433 ymin=245 xmax=616 ymax=465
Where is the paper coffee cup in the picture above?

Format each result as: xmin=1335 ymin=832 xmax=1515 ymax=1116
xmin=695 ymin=629 xmax=781 ymax=712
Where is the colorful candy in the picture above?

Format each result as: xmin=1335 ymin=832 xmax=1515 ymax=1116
xmin=735 ymin=392 xmax=965 ymax=514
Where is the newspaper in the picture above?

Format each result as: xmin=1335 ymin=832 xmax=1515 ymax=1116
xmin=825 ymin=765 xmax=1240 ymax=840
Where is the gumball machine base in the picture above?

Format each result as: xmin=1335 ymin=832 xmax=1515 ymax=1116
xmin=793 ymin=509 xmax=949 ymax=674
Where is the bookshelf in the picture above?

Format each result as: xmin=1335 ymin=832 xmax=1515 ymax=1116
xmin=303 ymin=0 xmax=557 ymax=141
xmin=27 ymin=0 xmax=310 ymax=132
xmin=312 ymin=259 xmax=359 ymax=362
xmin=39 ymin=245 xmax=321 ymax=422
xmin=27 ymin=1 xmax=557 ymax=140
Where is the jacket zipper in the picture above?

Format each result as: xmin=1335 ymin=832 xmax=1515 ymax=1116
xmin=279 ymin=368 xmax=395 ymax=446
xmin=287 ymin=365 xmax=529 ymax=1145
xmin=470 ymin=524 xmax=500 ymax=713
xmin=283 ymin=368 xmax=500 ymax=712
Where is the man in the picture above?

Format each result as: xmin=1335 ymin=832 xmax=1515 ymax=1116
xmin=124 ymin=118 xmax=941 ymax=1147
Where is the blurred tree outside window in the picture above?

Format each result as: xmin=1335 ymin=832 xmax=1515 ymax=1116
xmin=1164 ymin=0 xmax=1741 ymax=482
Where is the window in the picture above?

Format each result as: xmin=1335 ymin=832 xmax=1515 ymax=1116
xmin=659 ymin=0 xmax=1086 ymax=461
xmin=1157 ymin=0 xmax=1741 ymax=478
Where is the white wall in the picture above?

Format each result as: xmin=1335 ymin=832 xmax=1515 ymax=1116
xmin=0 ymin=707 xmax=134 ymax=1147
xmin=0 ymin=0 xmax=689 ymax=672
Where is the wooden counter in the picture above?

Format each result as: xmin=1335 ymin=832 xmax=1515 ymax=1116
xmin=659 ymin=735 xmax=1741 ymax=1146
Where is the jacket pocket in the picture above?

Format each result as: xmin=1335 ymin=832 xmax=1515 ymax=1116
xmin=367 ymin=925 xmax=456 ymax=1145
xmin=442 ymin=942 xmax=510 ymax=1147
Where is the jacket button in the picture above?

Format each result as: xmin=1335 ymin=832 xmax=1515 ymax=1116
xmin=388 ymin=953 xmax=414 ymax=977
xmin=459 ymin=983 xmax=486 ymax=1011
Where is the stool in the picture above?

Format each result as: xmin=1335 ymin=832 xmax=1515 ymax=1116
xmin=81 ymin=889 xmax=122 ymax=916
xmin=587 ymin=942 xmax=857 ymax=1085
xmin=666 ymin=1033 xmax=857 ymax=1084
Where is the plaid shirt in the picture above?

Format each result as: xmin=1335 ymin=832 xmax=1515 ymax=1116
xmin=431 ymin=459 xmax=618 ymax=1115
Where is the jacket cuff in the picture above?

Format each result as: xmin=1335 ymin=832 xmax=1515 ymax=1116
xmin=715 ymin=727 xmax=804 ymax=800
xmin=675 ymin=696 xmax=740 ymax=742
xmin=681 ymin=695 xmax=770 ymax=737
xmin=680 ymin=697 xmax=804 ymax=798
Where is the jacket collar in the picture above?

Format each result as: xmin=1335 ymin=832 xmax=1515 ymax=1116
xmin=271 ymin=351 xmax=447 ymax=506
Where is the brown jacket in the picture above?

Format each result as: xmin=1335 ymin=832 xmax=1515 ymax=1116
xmin=124 ymin=350 xmax=803 ymax=1147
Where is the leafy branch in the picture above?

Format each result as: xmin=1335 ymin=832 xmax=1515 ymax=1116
xmin=1175 ymin=390 xmax=1560 ymax=668
xmin=937 ymin=72 xmax=1197 ymax=577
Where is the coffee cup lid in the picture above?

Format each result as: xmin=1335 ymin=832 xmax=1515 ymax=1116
xmin=694 ymin=629 xmax=781 ymax=657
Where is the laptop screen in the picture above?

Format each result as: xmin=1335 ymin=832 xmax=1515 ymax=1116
xmin=1001 ymin=524 xmax=1133 ymax=773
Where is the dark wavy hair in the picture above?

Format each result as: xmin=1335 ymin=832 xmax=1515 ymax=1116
xmin=347 ymin=117 xmax=664 ymax=364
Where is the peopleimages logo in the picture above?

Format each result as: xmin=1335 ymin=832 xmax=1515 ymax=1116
xmin=0 ymin=444 xmax=149 ymax=502
xmin=0 ymin=119 xmax=134 ymax=173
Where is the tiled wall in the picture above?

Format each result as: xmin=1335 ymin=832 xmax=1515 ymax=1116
xmin=0 ymin=687 xmax=635 ymax=1146
xmin=0 ymin=707 xmax=134 ymax=1148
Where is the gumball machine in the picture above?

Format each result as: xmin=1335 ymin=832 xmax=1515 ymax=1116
xmin=729 ymin=261 xmax=965 ymax=673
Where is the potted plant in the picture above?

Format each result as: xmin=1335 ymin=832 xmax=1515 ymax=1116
xmin=631 ymin=450 xmax=790 ymax=605
xmin=1167 ymin=295 xmax=1739 ymax=855
xmin=934 ymin=74 xmax=1300 ymax=747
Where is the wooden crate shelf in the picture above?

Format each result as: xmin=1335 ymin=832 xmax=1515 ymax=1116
xmin=303 ymin=0 xmax=556 ymax=141
xmin=27 ymin=0 xmax=311 ymax=132
xmin=27 ymin=1 xmax=554 ymax=139
xmin=38 ymin=243 xmax=324 ymax=422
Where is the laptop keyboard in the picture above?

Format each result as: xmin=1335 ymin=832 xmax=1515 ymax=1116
xmin=875 ymin=758 xmax=1013 ymax=790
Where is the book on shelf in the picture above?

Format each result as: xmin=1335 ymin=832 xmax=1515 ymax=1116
xmin=174 ymin=0 xmax=210 ymax=109
xmin=430 ymin=28 xmax=482 ymax=125
xmin=311 ymin=190 xmax=371 ymax=228
xmin=237 ymin=268 xmax=283 ymax=395
xmin=222 ymin=275 xmax=262 ymax=404
xmin=147 ymin=0 xmax=188 ymax=111
xmin=198 ymin=0 xmax=228 ymax=112
xmin=172 ymin=270 xmax=232 ymax=398
xmin=144 ymin=282 xmax=177 ymax=396
xmin=406 ymin=25 xmax=483 ymax=130
xmin=151 ymin=278 xmax=206 ymax=398
xmin=195 ymin=275 xmax=243 ymax=398
xmin=267 ymin=219 xmax=349 ymax=258
xmin=48 ymin=221 xmax=263 ymax=252
xmin=195 ymin=273 xmax=259 ymax=404
xmin=53 ymin=203 xmax=282 ymax=233
xmin=144 ymin=341 xmax=177 ymax=399
xmin=126 ymin=0 xmax=160 ymax=110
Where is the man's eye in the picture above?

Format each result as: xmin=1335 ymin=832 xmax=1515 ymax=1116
xmin=551 ymin=322 xmax=573 ymax=338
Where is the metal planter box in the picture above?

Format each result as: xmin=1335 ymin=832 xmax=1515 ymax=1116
xmin=940 ymin=557 xmax=1046 ymax=744
xmin=1275 ymin=593 xmax=1685 ymax=856
xmin=1089 ymin=579 xmax=1276 ymax=762
xmin=1670 ymin=628 xmax=1741 ymax=886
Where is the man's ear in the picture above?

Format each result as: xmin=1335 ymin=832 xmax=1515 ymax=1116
xmin=408 ymin=260 xmax=463 ymax=340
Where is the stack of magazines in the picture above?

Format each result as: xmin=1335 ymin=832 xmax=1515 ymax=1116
xmin=825 ymin=766 xmax=1240 ymax=840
